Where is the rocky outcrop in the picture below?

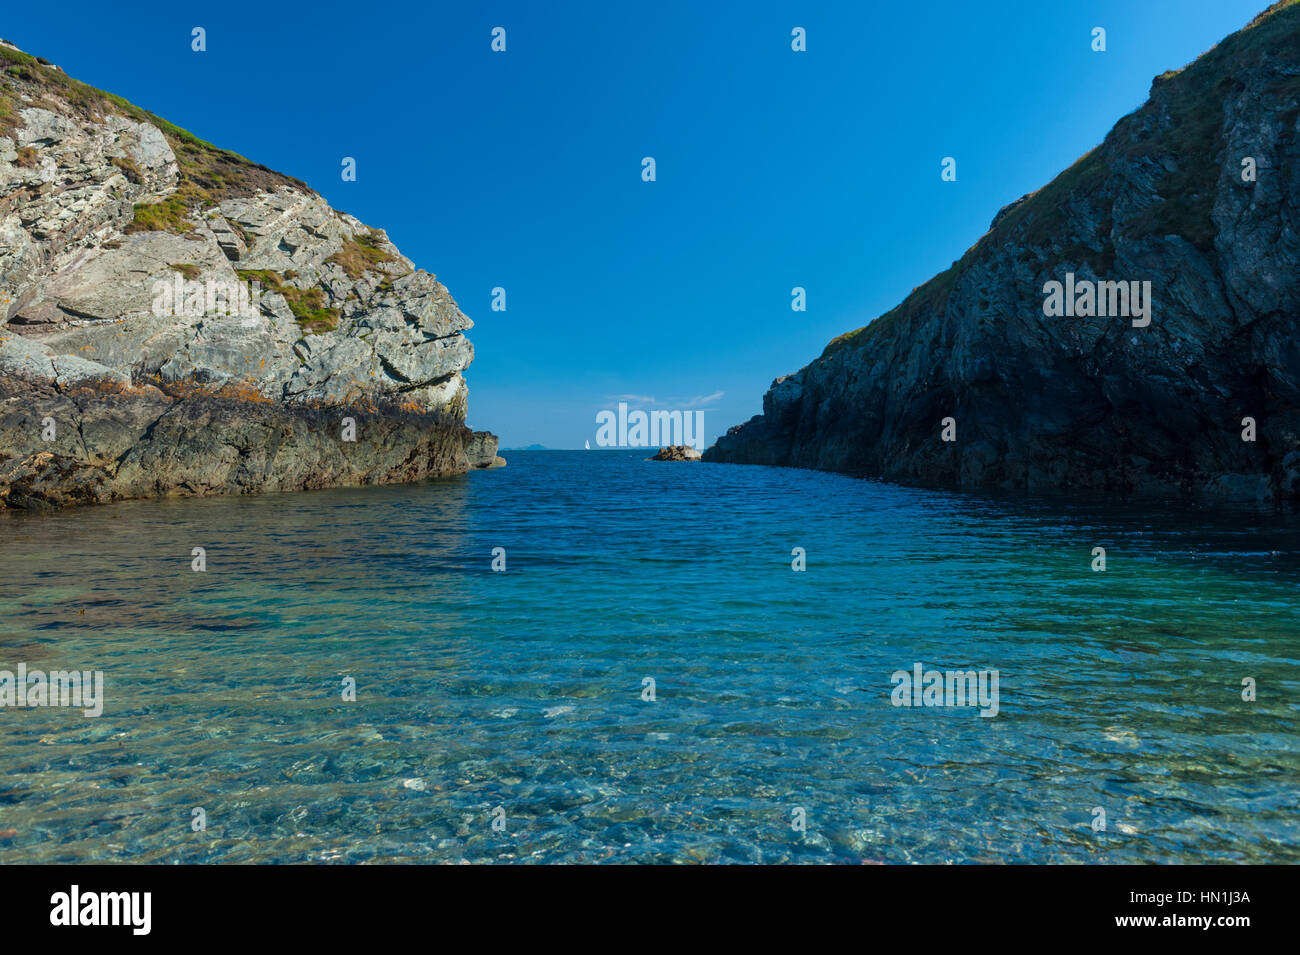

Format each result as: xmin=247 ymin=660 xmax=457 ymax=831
xmin=650 ymin=445 xmax=702 ymax=461
xmin=0 ymin=41 xmax=495 ymax=509
xmin=465 ymin=430 xmax=506 ymax=469
xmin=0 ymin=376 xmax=466 ymax=511
xmin=706 ymin=2 xmax=1300 ymax=505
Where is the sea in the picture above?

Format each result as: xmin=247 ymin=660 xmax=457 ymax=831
xmin=0 ymin=449 xmax=1296 ymax=863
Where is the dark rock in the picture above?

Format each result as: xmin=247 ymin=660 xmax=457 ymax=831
xmin=0 ymin=375 xmax=470 ymax=510
xmin=706 ymin=4 xmax=1300 ymax=506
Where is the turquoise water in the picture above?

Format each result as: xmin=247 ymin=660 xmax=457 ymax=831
xmin=0 ymin=449 xmax=1297 ymax=864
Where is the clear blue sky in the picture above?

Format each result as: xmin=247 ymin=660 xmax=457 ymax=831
xmin=3 ymin=0 xmax=1271 ymax=447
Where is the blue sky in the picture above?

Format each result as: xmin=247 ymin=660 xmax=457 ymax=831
xmin=3 ymin=0 xmax=1271 ymax=447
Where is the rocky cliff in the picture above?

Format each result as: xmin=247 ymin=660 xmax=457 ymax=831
xmin=706 ymin=2 xmax=1300 ymax=505
xmin=0 ymin=40 xmax=496 ymax=510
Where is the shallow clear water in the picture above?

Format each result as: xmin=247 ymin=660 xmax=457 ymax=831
xmin=0 ymin=450 xmax=1297 ymax=863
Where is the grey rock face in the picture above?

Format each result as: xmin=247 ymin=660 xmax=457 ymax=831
xmin=465 ymin=430 xmax=506 ymax=468
xmin=0 ymin=48 xmax=495 ymax=508
xmin=706 ymin=5 xmax=1300 ymax=506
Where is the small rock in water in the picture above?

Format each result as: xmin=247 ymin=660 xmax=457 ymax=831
xmin=649 ymin=445 xmax=702 ymax=461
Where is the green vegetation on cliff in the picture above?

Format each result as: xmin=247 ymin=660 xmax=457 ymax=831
xmin=327 ymin=231 xmax=399 ymax=279
xmin=237 ymin=269 xmax=340 ymax=334
xmin=2 ymin=42 xmax=313 ymax=237
xmin=822 ymin=0 xmax=1300 ymax=360
xmin=1 ymin=42 xmax=310 ymax=199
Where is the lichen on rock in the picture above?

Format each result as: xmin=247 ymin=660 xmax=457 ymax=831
xmin=0 ymin=41 xmax=495 ymax=509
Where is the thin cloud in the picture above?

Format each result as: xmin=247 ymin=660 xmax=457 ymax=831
xmin=668 ymin=391 xmax=725 ymax=406
xmin=606 ymin=391 xmax=724 ymax=406
xmin=689 ymin=391 xmax=725 ymax=405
